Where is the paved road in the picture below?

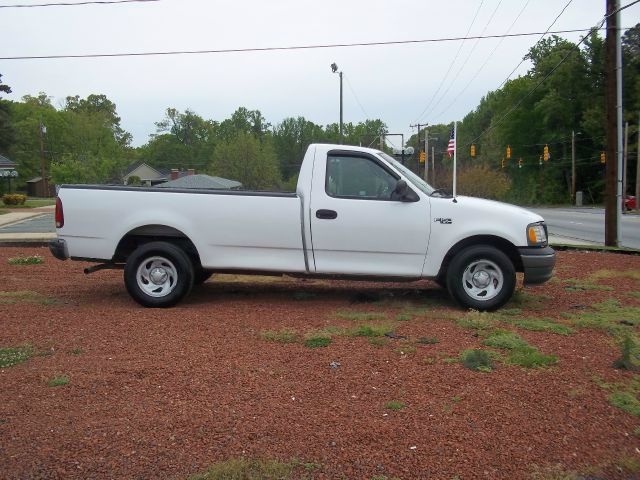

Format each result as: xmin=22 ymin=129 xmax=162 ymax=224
xmin=532 ymin=207 xmax=640 ymax=250
xmin=0 ymin=213 xmax=55 ymax=233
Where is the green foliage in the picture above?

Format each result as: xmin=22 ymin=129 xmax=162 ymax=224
xmin=334 ymin=311 xmax=387 ymax=322
xmin=304 ymin=335 xmax=332 ymax=348
xmin=2 ymin=193 xmax=26 ymax=205
xmin=567 ymin=299 xmax=640 ymax=336
xmin=502 ymin=317 xmax=573 ymax=336
xmin=47 ymin=375 xmax=69 ymax=387
xmin=440 ymin=164 xmax=511 ymax=200
xmin=507 ymin=347 xmax=558 ymax=368
xmin=456 ymin=310 xmax=499 ymax=331
xmin=482 ymin=330 xmax=529 ymax=350
xmin=460 ymin=349 xmax=494 ymax=372
xmin=259 ymin=329 xmax=298 ymax=344
xmin=126 ymin=175 xmax=141 ymax=186
xmin=349 ymin=322 xmax=395 ymax=337
xmin=189 ymin=457 xmax=297 ymax=480
xmin=384 ymin=400 xmax=405 ymax=410
xmin=8 ymin=255 xmax=43 ymax=265
xmin=0 ymin=345 xmax=34 ymax=368
xmin=613 ymin=335 xmax=640 ymax=371
xmin=210 ymin=131 xmax=281 ymax=190
xmin=608 ymin=391 xmax=640 ymax=417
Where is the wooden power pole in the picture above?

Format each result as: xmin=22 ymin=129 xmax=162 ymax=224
xmin=605 ymin=0 xmax=621 ymax=246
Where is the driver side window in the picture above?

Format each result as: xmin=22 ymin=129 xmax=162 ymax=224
xmin=326 ymin=155 xmax=397 ymax=200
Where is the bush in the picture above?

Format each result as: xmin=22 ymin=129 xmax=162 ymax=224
xmin=2 ymin=194 xmax=27 ymax=206
xmin=126 ymin=175 xmax=142 ymax=186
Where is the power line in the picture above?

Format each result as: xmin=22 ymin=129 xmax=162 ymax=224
xmin=433 ymin=0 xmax=531 ymax=121
xmin=497 ymin=0 xmax=573 ymax=89
xmin=0 ymin=0 xmax=159 ymax=8
xmin=0 ymin=27 xmax=617 ymax=61
xmin=343 ymin=73 xmax=370 ymax=120
xmin=421 ymin=0 xmax=503 ymax=122
xmin=468 ymin=0 xmax=640 ymax=146
xmin=411 ymin=0 xmax=485 ymax=124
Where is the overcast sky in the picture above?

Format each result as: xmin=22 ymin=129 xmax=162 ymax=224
xmin=1 ymin=0 xmax=637 ymax=147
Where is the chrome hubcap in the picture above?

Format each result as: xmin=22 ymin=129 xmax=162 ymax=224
xmin=136 ymin=256 xmax=178 ymax=298
xmin=462 ymin=259 xmax=503 ymax=301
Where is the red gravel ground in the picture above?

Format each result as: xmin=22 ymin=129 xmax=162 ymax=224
xmin=1 ymin=247 xmax=640 ymax=479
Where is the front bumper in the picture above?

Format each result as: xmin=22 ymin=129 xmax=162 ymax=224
xmin=519 ymin=246 xmax=556 ymax=285
xmin=49 ymin=238 xmax=69 ymax=261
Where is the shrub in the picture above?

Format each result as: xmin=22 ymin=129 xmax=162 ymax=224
xmin=460 ymin=349 xmax=494 ymax=372
xmin=126 ymin=175 xmax=142 ymax=186
xmin=2 ymin=194 xmax=27 ymax=206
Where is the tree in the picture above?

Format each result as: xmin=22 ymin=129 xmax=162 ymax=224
xmin=209 ymin=132 xmax=281 ymax=190
xmin=0 ymin=73 xmax=14 ymax=154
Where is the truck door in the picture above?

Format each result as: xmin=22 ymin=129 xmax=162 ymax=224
xmin=309 ymin=151 xmax=430 ymax=276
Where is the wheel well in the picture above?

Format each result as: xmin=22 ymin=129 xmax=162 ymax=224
xmin=437 ymin=235 xmax=523 ymax=279
xmin=113 ymin=225 xmax=201 ymax=267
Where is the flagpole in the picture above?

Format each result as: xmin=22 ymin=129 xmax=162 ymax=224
xmin=453 ymin=121 xmax=457 ymax=200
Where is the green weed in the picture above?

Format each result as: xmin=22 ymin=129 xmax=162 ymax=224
xmin=334 ymin=311 xmax=387 ymax=322
xmin=368 ymin=337 xmax=387 ymax=347
xmin=304 ymin=335 xmax=332 ymax=348
xmin=349 ymin=322 xmax=395 ymax=337
xmin=502 ymin=317 xmax=573 ymax=335
xmin=259 ymin=329 xmax=299 ymax=343
xmin=460 ymin=349 xmax=494 ymax=372
xmin=0 ymin=291 xmax=61 ymax=305
xmin=482 ymin=330 xmax=529 ymax=350
xmin=395 ymin=313 xmax=412 ymax=321
xmin=567 ymin=299 xmax=640 ymax=336
xmin=189 ymin=457 xmax=297 ymax=480
xmin=0 ymin=345 xmax=34 ymax=368
xmin=384 ymin=401 xmax=405 ymax=410
xmin=608 ymin=391 xmax=640 ymax=416
xmin=416 ymin=337 xmax=439 ymax=345
xmin=47 ymin=375 xmax=69 ymax=387
xmin=8 ymin=256 xmax=44 ymax=266
xmin=507 ymin=289 xmax=548 ymax=310
xmin=613 ymin=334 xmax=640 ymax=371
xmin=456 ymin=311 xmax=499 ymax=332
xmin=507 ymin=347 xmax=558 ymax=368
xmin=563 ymin=278 xmax=614 ymax=292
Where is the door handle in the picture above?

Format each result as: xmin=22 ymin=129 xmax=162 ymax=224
xmin=316 ymin=209 xmax=338 ymax=220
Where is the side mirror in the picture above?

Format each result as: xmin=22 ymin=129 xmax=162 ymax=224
xmin=392 ymin=179 xmax=419 ymax=203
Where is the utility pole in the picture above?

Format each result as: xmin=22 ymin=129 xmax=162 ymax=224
xmin=605 ymin=0 xmax=622 ymax=246
xmin=330 ymin=63 xmax=343 ymax=144
xmin=425 ymin=128 xmax=429 ymax=182
xmin=38 ymin=120 xmax=46 ymax=197
xmin=623 ymin=121 xmax=629 ymax=204
xmin=571 ymin=130 xmax=576 ymax=204
xmin=431 ymin=146 xmax=435 ymax=187
xmin=409 ymin=123 xmax=426 ymax=178
xmin=636 ymin=112 xmax=640 ymax=212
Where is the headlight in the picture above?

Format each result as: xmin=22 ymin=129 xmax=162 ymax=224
xmin=527 ymin=222 xmax=548 ymax=246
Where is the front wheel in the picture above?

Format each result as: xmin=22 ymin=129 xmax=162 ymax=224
xmin=124 ymin=241 xmax=194 ymax=308
xmin=446 ymin=245 xmax=516 ymax=311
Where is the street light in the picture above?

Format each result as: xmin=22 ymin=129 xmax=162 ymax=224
xmin=330 ymin=63 xmax=343 ymax=144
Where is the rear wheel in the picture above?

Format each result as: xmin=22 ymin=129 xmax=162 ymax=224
xmin=446 ymin=245 xmax=516 ymax=311
xmin=124 ymin=241 xmax=194 ymax=307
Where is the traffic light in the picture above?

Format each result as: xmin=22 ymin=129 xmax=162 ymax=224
xmin=600 ymin=151 xmax=606 ymax=164
xmin=501 ymin=158 xmax=505 ymax=169
xmin=419 ymin=151 xmax=426 ymax=163
xmin=543 ymin=144 xmax=549 ymax=161
xmin=470 ymin=144 xmax=476 ymax=158
xmin=518 ymin=158 xmax=523 ymax=169
xmin=506 ymin=145 xmax=511 ymax=159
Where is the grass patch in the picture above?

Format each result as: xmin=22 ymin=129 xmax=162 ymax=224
xmin=502 ymin=316 xmax=573 ymax=336
xmin=416 ymin=337 xmax=439 ymax=345
xmin=563 ymin=278 xmax=614 ymax=292
xmin=189 ymin=457 xmax=297 ymax=480
xmin=259 ymin=329 xmax=299 ymax=344
xmin=482 ymin=330 xmax=529 ymax=350
xmin=47 ymin=375 xmax=69 ymax=387
xmin=590 ymin=269 xmax=640 ymax=282
xmin=507 ymin=289 xmax=548 ymax=310
xmin=395 ymin=313 xmax=412 ymax=321
xmin=456 ymin=310 xmax=500 ymax=332
xmin=0 ymin=345 xmax=34 ymax=368
xmin=608 ymin=391 xmax=640 ymax=416
xmin=613 ymin=334 xmax=640 ymax=371
xmin=384 ymin=400 xmax=405 ymax=410
xmin=0 ymin=290 xmax=60 ymax=305
xmin=68 ymin=348 xmax=83 ymax=355
xmin=567 ymin=299 xmax=640 ymax=336
xmin=8 ymin=255 xmax=44 ymax=266
xmin=507 ymin=347 xmax=558 ymax=368
xmin=349 ymin=322 xmax=395 ymax=337
xmin=303 ymin=335 xmax=332 ymax=348
xmin=394 ymin=344 xmax=417 ymax=354
xmin=627 ymin=291 xmax=640 ymax=300
xmin=460 ymin=349 xmax=494 ymax=372
xmin=368 ymin=337 xmax=387 ymax=347
xmin=334 ymin=311 xmax=387 ymax=322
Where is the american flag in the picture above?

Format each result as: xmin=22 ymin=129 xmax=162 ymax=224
xmin=447 ymin=127 xmax=456 ymax=158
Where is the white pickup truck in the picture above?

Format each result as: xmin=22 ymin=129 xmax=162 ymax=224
xmin=49 ymin=143 xmax=555 ymax=310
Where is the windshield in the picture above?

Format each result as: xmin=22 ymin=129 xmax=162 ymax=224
xmin=378 ymin=152 xmax=435 ymax=195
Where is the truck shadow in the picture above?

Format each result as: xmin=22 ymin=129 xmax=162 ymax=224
xmin=186 ymin=275 xmax=455 ymax=308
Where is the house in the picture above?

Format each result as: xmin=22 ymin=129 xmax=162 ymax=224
xmin=0 ymin=153 xmax=17 ymax=173
xmin=122 ymin=162 xmax=168 ymax=186
xmin=157 ymin=173 xmax=242 ymax=190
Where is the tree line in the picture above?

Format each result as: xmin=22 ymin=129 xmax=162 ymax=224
xmin=0 ymin=24 xmax=638 ymax=202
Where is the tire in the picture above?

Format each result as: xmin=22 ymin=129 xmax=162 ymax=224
xmin=445 ymin=245 xmax=516 ymax=311
xmin=193 ymin=269 xmax=213 ymax=285
xmin=124 ymin=241 xmax=194 ymax=308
